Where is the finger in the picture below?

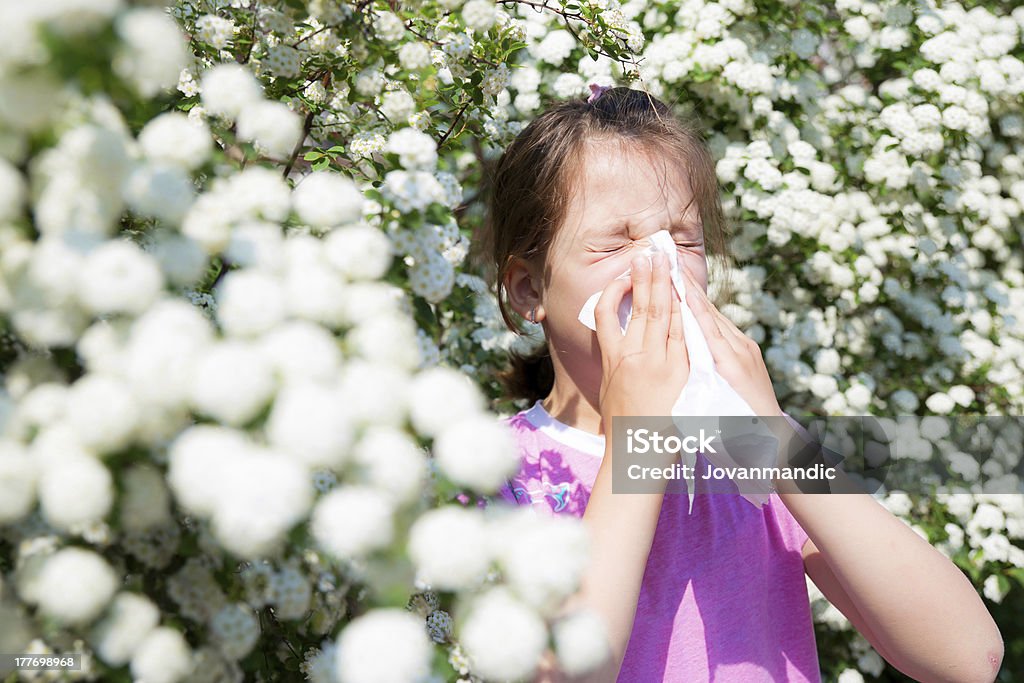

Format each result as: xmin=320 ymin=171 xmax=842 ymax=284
xmin=711 ymin=306 xmax=754 ymax=356
xmin=594 ymin=274 xmax=631 ymax=363
xmin=669 ymin=252 xmax=687 ymax=302
xmin=623 ymin=255 xmax=650 ymax=355
xmin=682 ymin=267 xmax=737 ymax=360
xmin=683 ymin=268 xmax=750 ymax=357
xmin=667 ymin=288 xmax=688 ymax=370
xmin=683 ymin=270 xmax=732 ymax=328
xmin=682 ymin=266 xmax=727 ymax=323
xmin=643 ymin=251 xmax=672 ymax=358
xmin=680 ymin=264 xmax=707 ymax=303
xmin=681 ymin=266 xmax=718 ymax=334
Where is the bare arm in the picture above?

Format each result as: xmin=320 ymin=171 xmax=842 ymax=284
xmin=674 ymin=270 xmax=1004 ymax=683
xmin=531 ymin=433 xmax=670 ymax=683
xmin=782 ymin=479 xmax=1004 ymax=683
xmin=529 ymin=251 xmax=686 ymax=682
xmin=573 ymin=436 xmax=666 ymax=669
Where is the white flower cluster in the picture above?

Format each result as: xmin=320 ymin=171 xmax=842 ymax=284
xmin=710 ymin=108 xmax=1023 ymax=413
xmin=348 ymin=129 xmax=388 ymax=156
xmin=114 ymin=9 xmax=190 ymax=97
xmin=1 ymin=4 xmax=603 ymax=676
xmin=381 ymin=169 xmax=448 ymax=213
xmin=934 ymin=492 xmax=1024 ymax=568
xmin=534 ymin=29 xmax=576 ymax=67
xmin=292 ymin=171 xmax=366 ymax=230
xmin=336 ymin=609 xmax=432 ymax=683
xmin=195 ymin=14 xmax=235 ymax=50
xmin=462 ymin=0 xmax=498 ymax=34
xmin=265 ymin=44 xmax=303 ymax=79
xmin=405 ymin=504 xmax=608 ymax=680
xmin=198 ymin=63 xmax=304 ymax=158
xmin=399 ymin=41 xmax=432 ymax=70
xmin=481 ymin=62 xmax=512 ymax=97
xmin=380 ymin=88 xmax=416 ymax=123
xmin=385 ymin=127 xmax=439 ymax=171
xmin=389 ymin=218 xmax=468 ymax=303
xmin=7 ymin=539 xmax=197 ymax=680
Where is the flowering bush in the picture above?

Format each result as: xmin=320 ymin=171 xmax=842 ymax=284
xmin=0 ymin=0 xmax=1020 ymax=681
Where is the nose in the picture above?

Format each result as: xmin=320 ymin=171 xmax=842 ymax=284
xmin=640 ymin=229 xmax=672 ymax=251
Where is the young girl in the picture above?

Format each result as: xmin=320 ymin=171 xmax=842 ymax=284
xmin=479 ymin=87 xmax=1003 ymax=682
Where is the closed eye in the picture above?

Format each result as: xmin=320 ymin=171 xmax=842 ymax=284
xmin=595 ymin=238 xmax=703 ymax=253
xmin=598 ymin=242 xmax=701 ymax=252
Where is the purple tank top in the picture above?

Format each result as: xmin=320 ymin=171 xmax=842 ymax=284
xmin=495 ymin=400 xmax=821 ymax=682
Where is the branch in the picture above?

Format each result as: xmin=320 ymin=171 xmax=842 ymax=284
xmin=241 ymin=0 xmax=260 ymax=65
xmin=437 ymin=98 xmax=471 ymax=149
xmin=498 ymin=0 xmax=644 ymax=65
xmin=403 ymin=19 xmax=500 ymax=68
xmin=499 ymin=0 xmax=558 ymax=13
xmin=283 ymin=71 xmax=330 ymax=179
xmin=291 ymin=23 xmax=334 ymax=48
xmin=283 ymin=110 xmax=316 ymax=178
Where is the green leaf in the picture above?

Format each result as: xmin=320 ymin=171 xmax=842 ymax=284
xmin=303 ymin=151 xmax=323 ymax=161
xmin=413 ymin=295 xmax=438 ymax=335
xmin=996 ymin=574 xmax=1011 ymax=597
xmin=425 ymin=203 xmax=450 ymax=224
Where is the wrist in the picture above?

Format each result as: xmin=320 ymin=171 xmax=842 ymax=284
xmin=750 ymin=399 xmax=784 ymax=418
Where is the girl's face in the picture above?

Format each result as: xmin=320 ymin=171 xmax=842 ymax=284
xmin=536 ymin=142 xmax=709 ymax=400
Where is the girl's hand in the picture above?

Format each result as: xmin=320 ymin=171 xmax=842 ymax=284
xmin=681 ymin=266 xmax=784 ymax=418
xmin=595 ymin=252 xmax=690 ymax=423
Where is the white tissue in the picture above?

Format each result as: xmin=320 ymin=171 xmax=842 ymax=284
xmin=577 ymin=229 xmax=776 ymax=511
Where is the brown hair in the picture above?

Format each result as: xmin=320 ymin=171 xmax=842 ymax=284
xmin=474 ymin=86 xmax=733 ymax=405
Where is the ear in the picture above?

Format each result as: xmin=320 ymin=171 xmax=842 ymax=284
xmin=504 ymin=256 xmax=543 ymax=323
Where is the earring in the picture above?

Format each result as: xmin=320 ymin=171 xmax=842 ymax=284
xmin=528 ymin=305 xmax=538 ymax=324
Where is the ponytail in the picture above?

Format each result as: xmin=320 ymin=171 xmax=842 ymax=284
xmin=497 ymin=341 xmax=554 ymax=404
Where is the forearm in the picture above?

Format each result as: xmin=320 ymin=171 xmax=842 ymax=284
xmin=555 ymin=438 xmax=668 ymax=679
xmin=579 ymin=455 xmax=664 ymax=661
xmin=778 ymin=477 xmax=1003 ymax=682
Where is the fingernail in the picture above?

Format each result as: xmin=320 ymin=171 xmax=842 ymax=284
xmin=632 ymin=256 xmax=645 ymax=269
xmin=651 ymin=252 xmax=663 ymax=266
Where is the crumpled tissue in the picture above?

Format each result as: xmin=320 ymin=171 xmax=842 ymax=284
xmin=577 ymin=229 xmax=777 ymax=511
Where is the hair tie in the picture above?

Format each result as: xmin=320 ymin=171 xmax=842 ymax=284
xmin=587 ymin=83 xmax=613 ymax=103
